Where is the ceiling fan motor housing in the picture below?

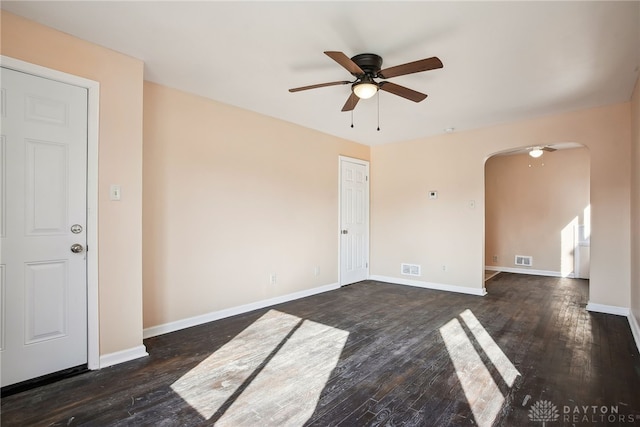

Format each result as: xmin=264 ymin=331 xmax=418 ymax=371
xmin=351 ymin=53 xmax=383 ymax=77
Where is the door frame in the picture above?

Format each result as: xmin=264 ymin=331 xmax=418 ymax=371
xmin=2 ymin=56 xmax=100 ymax=370
xmin=338 ymin=155 xmax=370 ymax=286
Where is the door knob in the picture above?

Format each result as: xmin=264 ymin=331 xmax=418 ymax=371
xmin=70 ymin=243 xmax=84 ymax=254
xmin=341 ymin=230 xmax=349 ymax=234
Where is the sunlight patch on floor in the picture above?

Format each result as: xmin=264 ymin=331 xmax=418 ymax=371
xmin=440 ymin=309 xmax=519 ymax=427
xmin=459 ymin=309 xmax=520 ymax=387
xmin=216 ymin=317 xmax=349 ymax=426
xmin=170 ymin=309 xmax=348 ymax=425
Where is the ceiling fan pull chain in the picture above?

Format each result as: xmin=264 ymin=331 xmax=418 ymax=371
xmin=377 ymin=91 xmax=381 ymax=131
xmin=351 ymin=110 xmax=354 ymax=128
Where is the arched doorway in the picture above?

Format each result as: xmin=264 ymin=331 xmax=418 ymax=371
xmin=484 ymin=143 xmax=590 ymax=283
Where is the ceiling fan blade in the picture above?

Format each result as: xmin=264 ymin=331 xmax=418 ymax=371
xmin=542 ymin=146 xmax=557 ymax=152
xmin=379 ymin=81 xmax=427 ymax=102
xmin=289 ymin=81 xmax=351 ymax=92
xmin=341 ymin=92 xmax=360 ymax=112
xmin=378 ymin=56 xmax=443 ymax=79
xmin=325 ymin=51 xmax=365 ymax=76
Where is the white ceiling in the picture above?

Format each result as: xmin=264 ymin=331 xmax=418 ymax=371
xmin=3 ymin=1 xmax=639 ymax=146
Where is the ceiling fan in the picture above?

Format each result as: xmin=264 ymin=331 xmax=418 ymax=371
xmin=529 ymin=146 xmax=557 ymax=158
xmin=289 ymin=51 xmax=443 ymax=112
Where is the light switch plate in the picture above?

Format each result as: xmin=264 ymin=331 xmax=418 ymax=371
xmin=110 ymin=184 xmax=121 ymax=201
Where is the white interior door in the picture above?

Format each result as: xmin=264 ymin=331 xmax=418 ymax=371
xmin=339 ymin=157 xmax=369 ymax=285
xmin=1 ymin=67 xmax=88 ymax=387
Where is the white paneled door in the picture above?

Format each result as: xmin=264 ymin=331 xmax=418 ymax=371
xmin=339 ymin=157 xmax=369 ymax=285
xmin=1 ymin=67 xmax=88 ymax=387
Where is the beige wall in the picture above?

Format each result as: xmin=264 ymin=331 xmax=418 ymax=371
xmin=631 ymin=76 xmax=640 ymax=322
xmin=1 ymin=11 xmax=145 ymax=355
xmin=485 ymin=148 xmax=590 ymax=275
xmin=143 ymin=82 xmax=369 ymax=328
xmin=371 ymin=103 xmax=631 ymax=308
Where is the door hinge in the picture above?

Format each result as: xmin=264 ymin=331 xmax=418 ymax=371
xmin=366 ymin=175 xmax=368 ymax=181
xmin=366 ymin=262 xmax=368 ymax=268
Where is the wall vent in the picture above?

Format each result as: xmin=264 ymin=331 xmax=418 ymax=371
xmin=401 ymin=263 xmax=421 ymax=276
xmin=515 ymin=255 xmax=533 ymax=267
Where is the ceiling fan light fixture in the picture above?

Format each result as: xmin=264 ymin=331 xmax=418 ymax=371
xmin=353 ymin=81 xmax=378 ymax=99
xmin=529 ymin=147 xmax=544 ymax=158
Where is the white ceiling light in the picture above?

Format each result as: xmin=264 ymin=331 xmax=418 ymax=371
xmin=529 ymin=147 xmax=544 ymax=158
xmin=353 ymin=82 xmax=378 ymax=99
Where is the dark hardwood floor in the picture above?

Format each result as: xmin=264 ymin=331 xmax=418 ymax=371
xmin=2 ymin=274 xmax=640 ymax=426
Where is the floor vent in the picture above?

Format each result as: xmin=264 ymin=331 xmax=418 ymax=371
xmin=515 ymin=255 xmax=533 ymax=267
xmin=401 ymin=263 xmax=421 ymax=276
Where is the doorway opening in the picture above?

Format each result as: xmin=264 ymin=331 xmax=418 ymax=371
xmin=484 ymin=143 xmax=590 ymax=285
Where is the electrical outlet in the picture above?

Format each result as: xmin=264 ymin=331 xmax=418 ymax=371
xmin=492 ymin=255 xmax=498 ymax=263
xmin=442 ymin=265 xmax=447 ymax=271
xmin=314 ymin=266 xmax=320 ymax=276
xmin=269 ymin=273 xmax=277 ymax=285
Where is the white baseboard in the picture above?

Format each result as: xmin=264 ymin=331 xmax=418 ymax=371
xmin=369 ymin=275 xmax=486 ymax=296
xmin=485 ymin=265 xmax=574 ymax=278
xmin=143 ymin=282 xmax=340 ymax=339
xmin=628 ymin=311 xmax=640 ymax=354
xmin=100 ymin=345 xmax=148 ymax=368
xmin=586 ymin=302 xmax=630 ymax=317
